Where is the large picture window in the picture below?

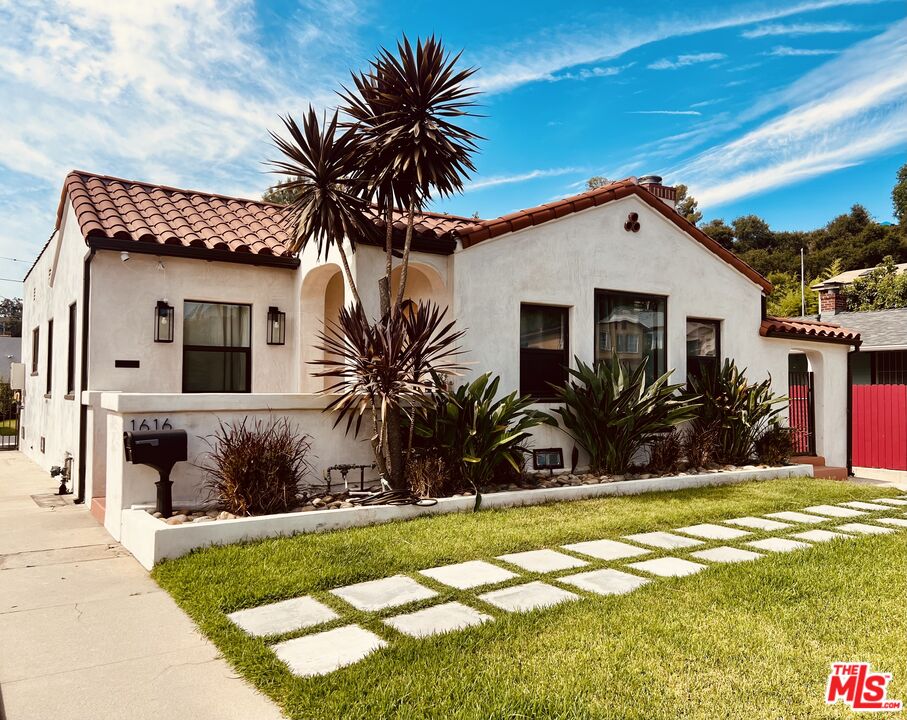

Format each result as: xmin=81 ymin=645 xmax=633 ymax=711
xmin=520 ymin=304 xmax=569 ymax=400
xmin=686 ymin=318 xmax=721 ymax=381
xmin=595 ymin=290 xmax=666 ymax=383
xmin=183 ymin=301 xmax=251 ymax=393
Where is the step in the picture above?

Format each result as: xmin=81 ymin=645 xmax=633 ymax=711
xmin=791 ymin=455 xmax=826 ymax=467
xmin=90 ymin=496 xmax=106 ymax=525
xmin=811 ymin=466 xmax=849 ymax=481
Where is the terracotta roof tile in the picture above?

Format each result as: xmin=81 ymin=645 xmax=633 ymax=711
xmin=57 ymin=170 xmax=473 ymax=258
xmin=760 ymin=316 xmax=860 ymax=346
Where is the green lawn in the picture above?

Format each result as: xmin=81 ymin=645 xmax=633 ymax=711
xmin=0 ymin=417 xmax=17 ymax=436
xmin=153 ymin=478 xmax=907 ymax=719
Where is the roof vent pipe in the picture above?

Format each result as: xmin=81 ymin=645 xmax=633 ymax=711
xmin=637 ymin=175 xmax=662 ymax=186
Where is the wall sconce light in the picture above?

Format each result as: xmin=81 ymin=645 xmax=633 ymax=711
xmin=267 ymin=306 xmax=286 ymax=345
xmin=155 ymin=301 xmax=174 ymax=343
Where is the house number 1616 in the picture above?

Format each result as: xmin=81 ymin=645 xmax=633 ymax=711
xmin=129 ymin=418 xmax=173 ymax=431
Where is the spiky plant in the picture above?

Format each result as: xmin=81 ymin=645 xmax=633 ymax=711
xmin=268 ymin=108 xmax=374 ymax=306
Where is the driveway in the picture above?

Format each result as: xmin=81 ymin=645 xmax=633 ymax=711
xmin=0 ymin=451 xmax=284 ymax=720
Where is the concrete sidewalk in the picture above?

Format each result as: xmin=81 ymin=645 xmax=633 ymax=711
xmin=0 ymin=452 xmax=283 ymax=720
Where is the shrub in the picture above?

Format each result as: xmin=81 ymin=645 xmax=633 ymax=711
xmin=648 ymin=429 xmax=683 ymax=475
xmin=754 ymin=424 xmax=795 ymax=466
xmin=405 ymin=452 xmax=459 ymax=498
xmin=685 ymin=359 xmax=787 ymax=465
xmin=683 ymin=424 xmax=719 ymax=470
xmin=550 ymin=357 xmax=698 ymax=475
xmin=412 ymin=373 xmax=547 ymax=492
xmin=199 ymin=417 xmax=314 ymax=516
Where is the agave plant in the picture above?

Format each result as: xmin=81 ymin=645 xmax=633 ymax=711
xmin=549 ymin=357 xmax=698 ymax=475
xmin=413 ymin=373 xmax=548 ymax=492
xmin=313 ymin=299 xmax=464 ymax=484
xmin=268 ymin=108 xmax=375 ymax=306
xmin=685 ymin=359 xmax=787 ymax=465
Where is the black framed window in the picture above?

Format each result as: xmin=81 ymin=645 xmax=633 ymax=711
xmin=686 ymin=318 xmax=721 ymax=381
xmin=595 ymin=290 xmax=666 ymax=383
xmin=46 ymin=319 xmax=53 ymax=395
xmin=520 ymin=304 xmax=569 ymax=400
xmin=183 ymin=301 xmax=251 ymax=393
xmin=31 ymin=327 xmax=39 ymax=374
xmin=67 ymin=303 xmax=77 ymax=395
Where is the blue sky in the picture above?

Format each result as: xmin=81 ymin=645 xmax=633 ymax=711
xmin=1 ymin=0 xmax=905 ymax=293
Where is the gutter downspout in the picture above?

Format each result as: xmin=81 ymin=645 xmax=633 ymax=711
xmin=75 ymin=249 xmax=94 ymax=504
xmin=846 ymin=344 xmax=857 ymax=478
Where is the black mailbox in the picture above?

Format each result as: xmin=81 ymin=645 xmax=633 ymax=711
xmin=123 ymin=429 xmax=187 ymax=517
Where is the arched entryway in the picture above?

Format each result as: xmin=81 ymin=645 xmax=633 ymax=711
xmin=300 ymin=263 xmax=345 ymax=393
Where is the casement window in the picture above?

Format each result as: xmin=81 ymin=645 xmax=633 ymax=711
xmin=67 ymin=303 xmax=77 ymax=396
xmin=31 ymin=327 xmax=39 ymax=374
xmin=686 ymin=318 xmax=721 ymax=381
xmin=595 ymin=290 xmax=666 ymax=383
xmin=520 ymin=304 xmax=569 ymax=400
xmin=182 ymin=301 xmax=251 ymax=393
xmin=45 ymin=319 xmax=53 ymax=395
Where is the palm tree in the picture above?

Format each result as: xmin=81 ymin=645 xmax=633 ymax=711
xmin=340 ymin=35 xmax=481 ymax=313
xmin=268 ymin=108 xmax=374 ymax=307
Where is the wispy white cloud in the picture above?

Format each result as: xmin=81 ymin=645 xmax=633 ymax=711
xmin=742 ymin=21 xmax=865 ymax=38
xmin=674 ymin=21 xmax=907 ymax=207
xmin=463 ymin=167 xmax=585 ymax=193
xmin=648 ymin=52 xmax=726 ymax=70
xmin=765 ymin=45 xmax=840 ymax=56
xmin=471 ymin=0 xmax=889 ymax=93
xmin=690 ymin=98 xmax=728 ymax=108
xmin=627 ymin=110 xmax=703 ymax=116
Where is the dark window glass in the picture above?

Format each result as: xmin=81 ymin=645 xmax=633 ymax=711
xmin=46 ymin=319 xmax=53 ymax=394
xmin=520 ymin=304 xmax=568 ymax=400
xmin=31 ymin=328 xmax=39 ymax=374
xmin=595 ymin=291 xmax=666 ymax=383
xmin=686 ymin=318 xmax=721 ymax=381
xmin=67 ymin=303 xmax=77 ymax=395
xmin=182 ymin=302 xmax=251 ymax=393
xmin=873 ymin=350 xmax=907 ymax=385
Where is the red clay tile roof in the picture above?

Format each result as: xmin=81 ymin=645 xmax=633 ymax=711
xmin=57 ymin=170 xmax=474 ymax=259
xmin=456 ymin=179 xmax=773 ymax=294
xmin=760 ymin=316 xmax=861 ymax=346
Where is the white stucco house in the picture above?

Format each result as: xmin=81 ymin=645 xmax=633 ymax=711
xmin=21 ymin=170 xmax=860 ymax=540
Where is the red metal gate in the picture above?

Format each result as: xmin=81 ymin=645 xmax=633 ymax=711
xmin=789 ymin=371 xmax=815 ymax=456
xmin=851 ymin=385 xmax=907 ymax=470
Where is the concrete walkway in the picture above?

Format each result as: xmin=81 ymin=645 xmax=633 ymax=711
xmin=0 ymin=452 xmax=283 ymax=720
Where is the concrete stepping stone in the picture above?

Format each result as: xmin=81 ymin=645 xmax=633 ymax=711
xmin=803 ymin=505 xmax=865 ymax=518
xmin=690 ymin=546 xmax=763 ymax=563
xmin=790 ymin=529 xmax=852 ymax=543
xmin=273 ymin=624 xmax=386 ymax=677
xmin=623 ymin=531 xmax=704 ymax=549
xmin=675 ymin=523 xmax=751 ymax=540
xmin=745 ymin=538 xmax=811 ymax=553
xmin=873 ymin=498 xmax=907 ymax=506
xmin=839 ymin=501 xmax=892 ymax=511
xmin=331 ymin=575 xmax=437 ymax=611
xmin=384 ymin=601 xmax=491 ymax=638
xmin=228 ymin=596 xmax=339 ymax=637
xmin=559 ymin=568 xmax=650 ymax=596
xmin=496 ymin=549 xmax=587 ymax=573
xmin=478 ymin=581 xmax=579 ymax=613
xmin=765 ymin=511 xmax=827 ymax=524
xmin=626 ymin=557 xmax=707 ymax=578
xmin=875 ymin=517 xmax=907 ymax=528
xmin=835 ymin=522 xmax=896 ymax=535
xmin=419 ymin=560 xmax=517 ymax=590
xmin=724 ymin=516 xmax=790 ymax=531
xmin=561 ymin=539 xmax=650 ymax=561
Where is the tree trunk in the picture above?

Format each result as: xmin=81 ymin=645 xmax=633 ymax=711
xmin=335 ymin=242 xmax=362 ymax=308
xmin=384 ymin=405 xmax=406 ymax=489
xmin=394 ymin=200 xmax=417 ymax=310
xmin=380 ymin=207 xmax=394 ymax=316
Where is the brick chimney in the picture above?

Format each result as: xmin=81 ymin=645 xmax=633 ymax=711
xmin=818 ymin=282 xmax=847 ymax=316
xmin=637 ymin=175 xmax=677 ymax=209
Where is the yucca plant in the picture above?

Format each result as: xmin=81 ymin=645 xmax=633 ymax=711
xmin=413 ymin=373 xmax=548 ymax=492
xmin=549 ymin=357 xmax=698 ymax=475
xmin=685 ymin=359 xmax=787 ymax=465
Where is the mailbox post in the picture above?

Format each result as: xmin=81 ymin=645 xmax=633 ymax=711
xmin=123 ymin=430 xmax=188 ymax=517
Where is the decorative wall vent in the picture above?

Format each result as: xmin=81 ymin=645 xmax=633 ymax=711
xmin=624 ymin=212 xmax=640 ymax=232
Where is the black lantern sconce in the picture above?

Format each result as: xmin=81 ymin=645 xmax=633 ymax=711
xmin=267 ymin=306 xmax=286 ymax=345
xmin=154 ymin=301 xmax=174 ymax=343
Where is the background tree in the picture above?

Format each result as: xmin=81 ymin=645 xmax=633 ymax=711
xmin=893 ymin=161 xmax=907 ymax=225
xmin=844 ymin=256 xmax=907 ymax=311
xmin=0 ymin=298 xmax=22 ymax=337
xmin=673 ymin=184 xmax=702 ymax=225
xmin=700 ymin=218 xmax=734 ymax=250
xmin=585 ymin=176 xmax=610 ymax=190
xmin=262 ymin=177 xmax=300 ymax=205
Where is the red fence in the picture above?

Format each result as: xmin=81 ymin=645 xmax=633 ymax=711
xmin=852 ymin=385 xmax=907 ymax=471
xmin=789 ymin=375 xmax=814 ymax=456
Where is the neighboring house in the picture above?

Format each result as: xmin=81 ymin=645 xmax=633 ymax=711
xmin=809 ymin=276 xmax=907 ymax=480
xmin=0 ymin=335 xmax=22 ymax=383
xmin=22 ymin=170 xmax=860 ymax=539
